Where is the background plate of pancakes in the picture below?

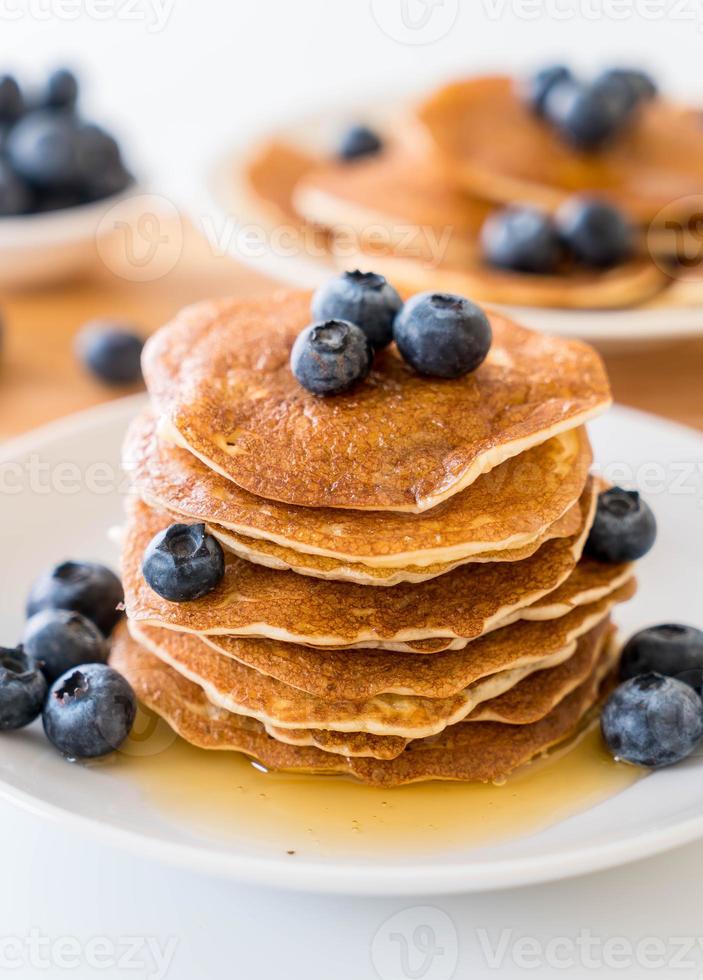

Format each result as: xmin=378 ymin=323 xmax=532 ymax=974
xmin=198 ymin=86 xmax=703 ymax=346
xmin=1 ymin=395 xmax=703 ymax=895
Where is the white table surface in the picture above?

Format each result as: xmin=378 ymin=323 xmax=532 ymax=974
xmin=1 ymin=799 xmax=701 ymax=980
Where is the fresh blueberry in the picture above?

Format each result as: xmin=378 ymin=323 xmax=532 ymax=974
xmin=0 ymin=647 xmax=47 ymax=731
xmin=75 ymin=321 xmax=144 ymax=385
xmin=311 ymin=271 xmax=402 ymax=351
xmin=0 ymin=159 xmax=32 ymax=216
xmin=7 ymin=110 xmax=81 ymax=188
xmin=556 ymin=196 xmax=634 ymax=267
xmin=393 ymin=292 xmax=492 ymax=380
xmin=0 ymin=74 xmax=24 ymax=124
xmin=480 ymin=205 xmax=562 ymax=275
xmin=585 ymin=487 xmax=657 ymax=563
xmin=621 ymin=625 xmax=703 ymax=694
xmin=290 ymin=319 xmax=373 ymax=395
xmin=42 ymin=664 xmax=136 ymax=759
xmin=594 ymin=68 xmax=657 ymax=111
xmin=23 ymin=609 xmax=108 ymax=684
xmin=44 ymin=68 xmax=79 ymax=111
xmin=602 ymin=673 xmax=703 ymax=768
xmin=26 ymin=561 xmax=124 ymax=637
xmin=142 ymin=523 xmax=225 ymax=602
xmin=523 ymin=65 xmax=573 ymax=116
xmin=338 ymin=124 xmax=383 ymax=161
xmin=81 ymin=159 xmax=133 ymax=203
xmin=544 ymin=78 xmax=629 ymax=150
xmin=34 ymin=187 xmax=83 ymax=213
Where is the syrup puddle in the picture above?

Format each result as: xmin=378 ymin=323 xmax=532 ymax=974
xmin=107 ymin=711 xmax=645 ymax=857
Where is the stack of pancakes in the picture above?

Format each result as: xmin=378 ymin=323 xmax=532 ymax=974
xmin=242 ymin=74 xmax=703 ymax=309
xmin=112 ymin=290 xmax=639 ymax=786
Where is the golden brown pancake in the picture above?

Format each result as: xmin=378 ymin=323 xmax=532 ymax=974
xmin=206 ymin=500 xmax=582 ymax=585
xmin=122 ymin=480 xmax=596 ymax=647
xmin=332 ymin=243 xmax=667 ymax=311
xmin=416 ymin=76 xmax=703 ymax=222
xmin=128 ymin=603 xmax=618 ymax=743
xmin=293 ymin=148 xmax=490 ymax=266
xmin=142 ymin=291 xmax=611 ymax=512
xmin=244 ymin=138 xmax=321 ymax=226
xmin=125 ymin=412 xmax=591 ymax=582
xmin=198 ymin=577 xmax=634 ymax=698
xmin=294 ymin=150 xmax=666 ymax=310
xmin=264 ymin=617 xmax=614 ymax=757
xmin=110 ymin=624 xmax=617 ymax=784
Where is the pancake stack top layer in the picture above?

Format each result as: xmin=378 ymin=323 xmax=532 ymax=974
xmin=115 ymin=288 xmax=642 ymax=786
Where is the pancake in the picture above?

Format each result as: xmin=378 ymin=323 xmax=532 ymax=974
xmin=265 ymin=618 xmax=614 ymax=758
xmin=206 ymin=499 xmax=582 ymax=585
xmin=128 ymin=602 xmax=618 ymax=741
xmin=110 ymin=625 xmax=618 ymax=784
xmin=125 ymin=412 xmax=592 ymax=580
xmin=141 ymin=291 xmax=611 ymax=512
xmin=199 ymin=577 xmax=634 ymax=698
xmin=244 ymin=138 xmax=320 ymax=226
xmin=332 ymin=243 xmax=667 ymax=311
xmin=295 ymin=151 xmax=666 ymax=310
xmin=293 ymin=148 xmax=491 ymax=266
xmin=122 ymin=479 xmax=596 ymax=647
xmin=416 ymin=75 xmax=703 ymax=223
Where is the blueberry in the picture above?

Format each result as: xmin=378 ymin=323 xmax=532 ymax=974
xmin=523 ymin=65 xmax=573 ymax=116
xmin=142 ymin=523 xmax=225 ymax=602
xmin=81 ymin=160 xmax=133 ymax=203
xmin=42 ymin=664 xmax=136 ymax=759
xmin=7 ymin=110 xmax=81 ymax=188
xmin=585 ymin=487 xmax=657 ymax=563
xmin=544 ymin=79 xmax=628 ymax=150
xmin=480 ymin=205 xmax=562 ymax=275
xmin=23 ymin=609 xmax=107 ymax=684
xmin=311 ymin=271 xmax=402 ymax=351
xmin=75 ymin=321 xmax=144 ymax=385
xmin=0 ymin=75 xmax=24 ymax=123
xmin=621 ymin=625 xmax=703 ymax=694
xmin=0 ymin=647 xmax=47 ymax=731
xmin=290 ymin=319 xmax=373 ymax=395
xmin=44 ymin=68 xmax=79 ymax=111
xmin=0 ymin=159 xmax=32 ymax=216
xmin=594 ymin=68 xmax=657 ymax=111
xmin=556 ymin=196 xmax=634 ymax=267
xmin=26 ymin=561 xmax=124 ymax=637
xmin=602 ymin=673 xmax=703 ymax=767
xmin=393 ymin=292 xmax=492 ymax=380
xmin=338 ymin=125 xmax=383 ymax=161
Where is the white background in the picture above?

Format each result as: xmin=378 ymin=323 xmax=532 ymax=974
xmin=2 ymin=2 xmax=703 ymax=977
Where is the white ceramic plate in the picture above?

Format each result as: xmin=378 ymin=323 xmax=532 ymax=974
xmin=199 ymin=100 xmax=703 ymax=345
xmin=1 ymin=396 xmax=703 ymax=895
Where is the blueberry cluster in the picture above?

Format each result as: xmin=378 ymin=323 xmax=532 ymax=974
xmin=0 ymin=560 xmax=136 ymax=760
xmin=583 ymin=487 xmax=703 ymax=768
xmin=523 ymin=64 xmax=657 ymax=151
xmin=0 ymin=68 xmax=133 ymax=218
xmin=481 ymin=196 xmax=634 ymax=276
xmin=291 ymin=271 xmax=493 ymax=396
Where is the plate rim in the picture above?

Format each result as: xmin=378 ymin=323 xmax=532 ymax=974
xmin=2 ymin=395 xmax=703 ymax=895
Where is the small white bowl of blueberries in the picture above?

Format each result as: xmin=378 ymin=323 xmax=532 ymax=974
xmin=0 ymin=68 xmax=135 ymax=288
